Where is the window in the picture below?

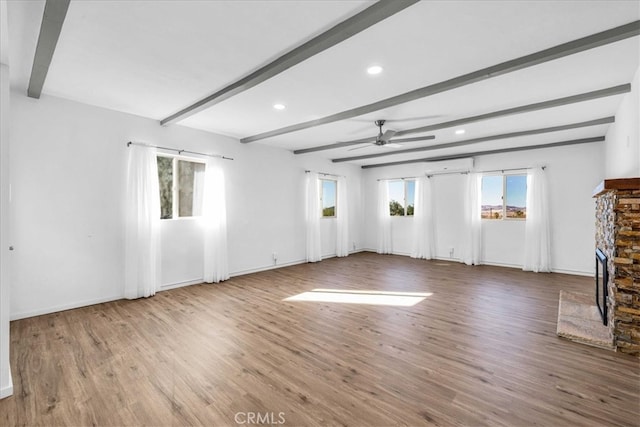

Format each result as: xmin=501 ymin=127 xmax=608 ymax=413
xmin=157 ymin=155 xmax=205 ymax=219
xmin=481 ymin=174 xmax=527 ymax=220
xmin=321 ymin=179 xmax=337 ymax=217
xmin=388 ymin=179 xmax=415 ymax=216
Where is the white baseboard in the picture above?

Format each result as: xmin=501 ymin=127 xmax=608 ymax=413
xmin=0 ymin=370 xmax=12 ymax=399
xmin=160 ymin=278 xmax=204 ymax=291
xmin=10 ymin=294 xmax=123 ymax=321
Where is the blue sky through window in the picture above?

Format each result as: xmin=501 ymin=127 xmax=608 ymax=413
xmin=505 ymin=175 xmax=526 ymax=207
xmin=322 ymin=180 xmax=336 ymax=209
xmin=406 ymin=180 xmax=415 ymax=207
xmin=388 ymin=181 xmax=404 ymax=205
xmin=481 ymin=175 xmax=503 ymax=206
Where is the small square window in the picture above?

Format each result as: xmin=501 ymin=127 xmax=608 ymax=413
xmin=481 ymin=174 xmax=527 ymax=220
xmin=157 ymin=155 xmax=205 ymax=219
xmin=388 ymin=180 xmax=415 ymax=216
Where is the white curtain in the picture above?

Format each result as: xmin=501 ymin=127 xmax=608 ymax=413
xmin=523 ymin=167 xmax=551 ymax=272
xmin=192 ymin=167 xmax=205 ymax=217
xmin=202 ymin=160 xmax=229 ymax=283
xmin=411 ymin=176 xmax=435 ymax=260
xmin=377 ymin=180 xmax=392 ymax=254
xmin=336 ymin=176 xmax=349 ymax=257
xmin=461 ymin=172 xmax=482 ymax=265
xmin=124 ymin=145 xmax=161 ymax=299
xmin=306 ymin=172 xmax=322 ymax=262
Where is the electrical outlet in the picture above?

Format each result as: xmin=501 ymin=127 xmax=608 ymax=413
xmin=352 ymin=242 xmax=356 ymax=251
xmin=449 ymin=247 xmax=454 ymax=258
xmin=272 ymin=252 xmax=278 ymax=263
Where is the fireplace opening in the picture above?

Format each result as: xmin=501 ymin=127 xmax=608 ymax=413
xmin=595 ymin=248 xmax=608 ymax=326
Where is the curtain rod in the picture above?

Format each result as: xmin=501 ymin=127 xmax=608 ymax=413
xmin=376 ymin=165 xmax=546 ymax=181
xmin=305 ymin=170 xmax=344 ymax=178
xmin=126 ymin=141 xmax=234 ymax=161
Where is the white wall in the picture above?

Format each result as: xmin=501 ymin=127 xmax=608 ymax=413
xmin=363 ymin=142 xmax=604 ymax=275
xmin=605 ymin=65 xmax=640 ymax=178
xmin=0 ymin=63 xmax=13 ymax=398
xmin=9 ymin=91 xmax=363 ymax=319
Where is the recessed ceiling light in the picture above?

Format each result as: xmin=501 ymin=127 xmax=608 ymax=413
xmin=455 ymin=129 xmax=466 ymax=135
xmin=367 ymin=65 xmax=383 ymax=75
xmin=273 ymin=103 xmax=286 ymax=110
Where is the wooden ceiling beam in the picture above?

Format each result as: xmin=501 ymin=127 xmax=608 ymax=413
xmin=160 ymin=0 xmax=419 ymax=126
xmin=27 ymin=0 xmax=70 ymax=99
xmin=243 ymin=20 xmax=639 ymax=143
xmin=332 ymin=116 xmax=614 ymax=163
xmin=360 ymin=136 xmax=605 ymax=169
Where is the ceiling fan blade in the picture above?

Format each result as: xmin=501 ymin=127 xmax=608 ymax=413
xmin=347 ymin=143 xmax=374 ymax=151
xmin=380 ymin=129 xmax=397 ymax=142
xmin=390 ymin=135 xmax=435 ymax=143
xmin=381 ymin=143 xmax=402 ymax=148
xmin=337 ymin=135 xmax=377 ymax=145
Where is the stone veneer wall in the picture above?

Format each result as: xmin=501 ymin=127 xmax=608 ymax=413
xmin=595 ymin=192 xmax=616 ymax=336
xmin=613 ymin=189 xmax=640 ymax=356
xmin=596 ymin=188 xmax=640 ymax=356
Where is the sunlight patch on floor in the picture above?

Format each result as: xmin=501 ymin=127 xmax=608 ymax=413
xmin=283 ymin=289 xmax=432 ymax=306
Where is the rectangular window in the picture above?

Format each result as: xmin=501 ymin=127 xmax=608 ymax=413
xmin=321 ymin=179 xmax=337 ymax=217
xmin=388 ymin=179 xmax=415 ymax=216
xmin=157 ymin=155 xmax=205 ymax=219
xmin=481 ymin=174 xmax=527 ymax=220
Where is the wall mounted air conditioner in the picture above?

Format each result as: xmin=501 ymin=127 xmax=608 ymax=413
xmin=424 ymin=158 xmax=474 ymax=175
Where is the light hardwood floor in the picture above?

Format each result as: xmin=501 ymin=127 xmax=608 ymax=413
xmin=1 ymin=252 xmax=639 ymax=426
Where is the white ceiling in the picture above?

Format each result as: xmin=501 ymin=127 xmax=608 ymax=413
xmin=5 ymin=0 xmax=640 ymax=167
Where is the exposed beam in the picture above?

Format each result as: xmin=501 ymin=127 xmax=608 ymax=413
xmin=243 ymin=20 xmax=640 ymax=143
xmin=360 ymin=137 xmax=605 ymax=169
xmin=160 ymin=0 xmax=419 ymax=126
xmin=332 ymin=117 xmax=613 ymax=163
xmin=27 ymin=0 xmax=70 ymax=99
xmin=293 ymin=84 xmax=630 ymax=154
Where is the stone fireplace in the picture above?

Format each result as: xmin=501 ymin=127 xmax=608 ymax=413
xmin=593 ymin=178 xmax=640 ymax=356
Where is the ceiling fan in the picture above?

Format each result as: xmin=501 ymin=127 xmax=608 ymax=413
xmin=347 ymin=120 xmax=435 ymax=151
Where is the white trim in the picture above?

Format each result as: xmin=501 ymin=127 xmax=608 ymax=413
xmin=0 ymin=370 xmax=12 ymax=399
xmin=230 ymin=258 xmax=308 ymax=277
xmin=10 ymin=294 xmax=123 ymax=321
xmin=160 ymin=278 xmax=204 ymax=291
xmin=551 ymin=268 xmax=593 ymax=277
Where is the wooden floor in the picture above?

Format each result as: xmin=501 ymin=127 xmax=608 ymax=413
xmin=1 ymin=252 xmax=639 ymax=426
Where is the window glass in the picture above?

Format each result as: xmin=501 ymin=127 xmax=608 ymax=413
xmin=321 ymin=179 xmax=336 ymax=217
xmin=481 ymin=175 xmax=503 ymax=219
xmin=388 ymin=181 xmax=405 ymax=216
xmin=178 ymin=160 xmax=205 ymax=217
xmin=406 ymin=180 xmax=415 ymax=216
xmin=505 ymin=175 xmax=527 ymax=219
xmin=157 ymin=155 xmax=205 ymax=219
xmin=157 ymin=156 xmax=173 ymax=219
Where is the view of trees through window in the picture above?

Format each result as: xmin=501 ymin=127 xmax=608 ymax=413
xmin=388 ymin=179 xmax=415 ymax=216
xmin=321 ymin=179 xmax=336 ymax=217
xmin=157 ymin=155 xmax=205 ymax=219
xmin=481 ymin=174 xmax=527 ymax=219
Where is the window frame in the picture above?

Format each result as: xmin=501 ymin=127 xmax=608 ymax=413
xmin=156 ymin=153 xmax=206 ymax=220
xmin=481 ymin=172 xmax=527 ymax=221
xmin=320 ymin=178 xmax=337 ymax=218
xmin=388 ymin=179 xmax=415 ymax=217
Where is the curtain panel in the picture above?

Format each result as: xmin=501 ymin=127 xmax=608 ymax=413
xmin=124 ymin=145 xmax=161 ymax=299
xmin=336 ymin=176 xmax=349 ymax=257
xmin=202 ymin=160 xmax=230 ymax=283
xmin=461 ymin=172 xmax=482 ymax=265
xmin=305 ymin=172 xmax=322 ymax=262
xmin=411 ymin=176 xmax=435 ymax=260
xmin=523 ymin=167 xmax=551 ymax=272
xmin=377 ymin=180 xmax=392 ymax=254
